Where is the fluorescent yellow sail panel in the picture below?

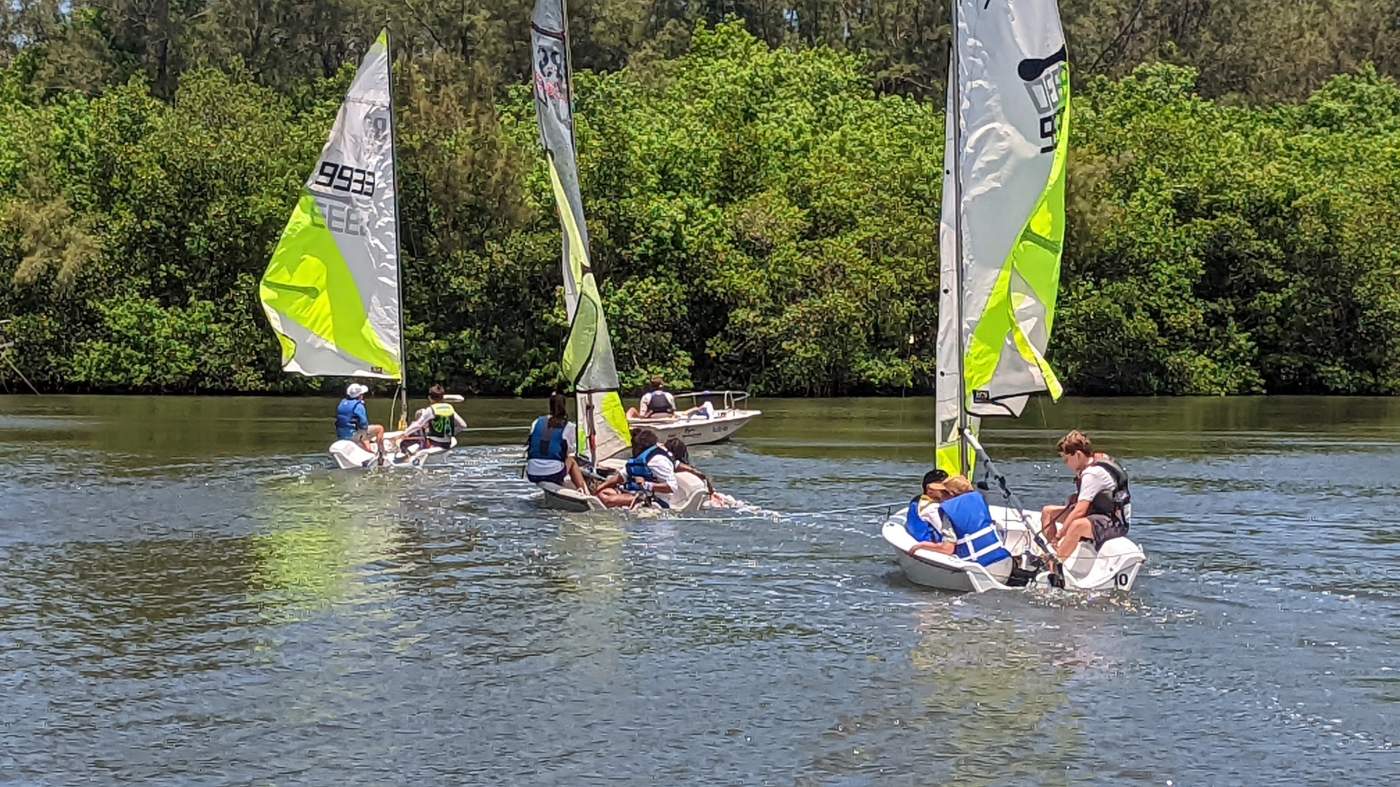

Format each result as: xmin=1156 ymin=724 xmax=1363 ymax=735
xmin=544 ymin=149 xmax=630 ymax=461
xmin=964 ymin=65 xmax=1070 ymax=407
xmin=260 ymin=191 xmax=401 ymax=378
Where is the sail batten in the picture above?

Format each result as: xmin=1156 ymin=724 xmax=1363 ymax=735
xmin=259 ymin=30 xmax=401 ymax=380
xmin=937 ymin=0 xmax=1070 ymax=475
xmin=532 ymin=0 xmax=630 ymax=462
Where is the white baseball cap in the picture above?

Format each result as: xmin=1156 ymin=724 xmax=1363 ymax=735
xmin=346 ymin=383 xmax=370 ymax=398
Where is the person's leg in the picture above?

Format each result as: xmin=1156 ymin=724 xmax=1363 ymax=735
xmin=367 ymin=424 xmax=385 ymax=453
xmin=565 ymin=456 xmax=588 ymax=492
xmin=1041 ymin=504 xmax=1065 ymax=540
xmin=1055 ymin=517 xmax=1094 ymax=561
xmin=595 ymin=488 xmax=636 ymax=508
xmin=626 ymin=407 xmax=640 ymax=419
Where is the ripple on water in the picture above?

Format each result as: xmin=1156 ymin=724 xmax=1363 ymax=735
xmin=2 ymin=397 xmax=1399 ymax=784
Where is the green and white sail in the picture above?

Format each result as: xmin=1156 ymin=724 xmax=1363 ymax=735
xmin=531 ymin=0 xmax=630 ymax=462
xmin=259 ymin=30 xmax=402 ymax=380
xmin=937 ymin=0 xmax=1069 ymax=476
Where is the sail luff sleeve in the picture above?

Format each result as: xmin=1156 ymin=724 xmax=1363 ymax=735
xmin=937 ymin=39 xmax=970 ymax=477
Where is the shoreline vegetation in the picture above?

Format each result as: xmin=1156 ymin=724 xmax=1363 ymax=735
xmin=3 ymin=6 xmax=1399 ymax=398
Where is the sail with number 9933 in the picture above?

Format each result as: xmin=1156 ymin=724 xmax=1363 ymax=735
xmin=259 ymin=30 xmax=403 ymax=382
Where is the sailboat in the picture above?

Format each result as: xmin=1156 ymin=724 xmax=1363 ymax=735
xmin=258 ymin=30 xmax=457 ymax=470
xmin=881 ymin=0 xmax=1147 ymax=592
xmin=528 ymin=0 xmax=709 ymax=512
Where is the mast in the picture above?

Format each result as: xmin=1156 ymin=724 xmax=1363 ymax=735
xmin=560 ymin=0 xmax=597 ymax=462
xmin=387 ymin=28 xmax=409 ymax=429
xmin=949 ymin=0 xmax=970 ymax=476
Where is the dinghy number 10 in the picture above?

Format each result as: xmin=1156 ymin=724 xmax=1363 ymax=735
xmin=1115 ymin=572 xmax=1130 ymax=588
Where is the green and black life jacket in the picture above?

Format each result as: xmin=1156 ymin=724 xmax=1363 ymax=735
xmin=426 ymin=402 xmax=459 ymax=444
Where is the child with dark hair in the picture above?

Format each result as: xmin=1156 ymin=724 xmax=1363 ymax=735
xmin=594 ymin=428 xmax=677 ymax=508
xmin=400 ymin=383 xmax=466 ymax=450
xmin=664 ymin=437 xmax=714 ymax=494
xmin=525 ymin=388 xmax=588 ymax=491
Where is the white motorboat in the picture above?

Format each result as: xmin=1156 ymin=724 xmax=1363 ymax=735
xmin=628 ymin=390 xmax=761 ymax=446
xmin=881 ymin=503 xmax=1146 ymax=593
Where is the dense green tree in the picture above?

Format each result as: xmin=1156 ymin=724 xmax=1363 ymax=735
xmin=2 ymin=15 xmax=1399 ymax=396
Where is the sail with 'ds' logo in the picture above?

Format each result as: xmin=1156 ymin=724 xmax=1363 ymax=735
xmin=937 ymin=0 xmax=1070 ymax=476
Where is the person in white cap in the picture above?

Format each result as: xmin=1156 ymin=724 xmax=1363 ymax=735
xmin=335 ymin=383 xmax=384 ymax=454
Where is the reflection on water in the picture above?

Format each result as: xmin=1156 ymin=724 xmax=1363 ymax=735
xmin=0 ymin=394 xmax=1396 ymax=784
xmin=906 ymin=604 xmax=1080 ymax=786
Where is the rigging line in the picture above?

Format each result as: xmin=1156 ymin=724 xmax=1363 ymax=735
xmin=389 ymin=382 xmax=405 ymax=432
xmin=783 ymin=502 xmax=906 ymax=517
xmin=665 ymin=502 xmax=905 ymax=523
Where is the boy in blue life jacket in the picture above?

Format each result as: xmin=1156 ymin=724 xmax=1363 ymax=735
xmin=335 ymin=383 xmax=385 ymax=454
xmin=594 ymin=428 xmax=677 ymax=508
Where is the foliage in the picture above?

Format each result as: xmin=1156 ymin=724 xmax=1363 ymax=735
xmin=2 ymin=15 xmax=1399 ymax=396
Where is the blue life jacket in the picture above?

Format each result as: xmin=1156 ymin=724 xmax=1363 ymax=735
xmin=623 ymin=445 xmax=674 ymax=508
xmin=526 ymin=416 xmax=568 ymax=462
xmin=938 ymin=492 xmax=1015 ymax=567
xmin=335 ymin=398 xmax=368 ymax=439
xmin=904 ymin=497 xmax=939 ymax=543
xmin=625 ymin=445 xmax=671 ymax=483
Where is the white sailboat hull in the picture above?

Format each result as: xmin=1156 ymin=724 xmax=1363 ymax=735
xmin=535 ymin=470 xmax=713 ymax=513
xmin=882 ymin=504 xmax=1146 ymax=594
xmin=627 ymin=408 xmax=760 ymax=446
xmin=328 ymin=432 xmax=457 ymax=470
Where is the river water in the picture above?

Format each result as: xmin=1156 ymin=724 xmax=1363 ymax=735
xmin=1 ymin=394 xmax=1395 ymax=784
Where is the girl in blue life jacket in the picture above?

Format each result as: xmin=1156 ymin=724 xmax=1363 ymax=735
xmin=904 ymin=468 xmax=953 ymax=550
xmin=906 ymin=475 xmax=1016 ymax=569
xmin=594 ymin=428 xmax=676 ymax=509
xmin=525 ymin=391 xmax=590 ymax=492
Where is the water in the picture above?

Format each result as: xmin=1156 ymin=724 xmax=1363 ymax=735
xmin=1 ymin=394 xmax=1396 ymax=784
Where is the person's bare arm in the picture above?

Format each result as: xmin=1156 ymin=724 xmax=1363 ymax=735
xmin=677 ymin=462 xmax=705 ymax=479
xmin=401 ymin=412 xmax=431 ymax=437
xmin=679 ymin=462 xmax=714 ymax=493
xmin=909 ymin=540 xmax=955 ymax=556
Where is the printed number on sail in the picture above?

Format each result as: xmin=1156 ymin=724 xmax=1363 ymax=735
xmin=314 ymin=162 xmax=376 ymax=197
